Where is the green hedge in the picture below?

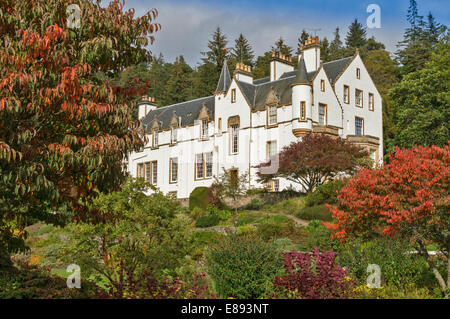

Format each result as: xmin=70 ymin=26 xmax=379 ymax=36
xmin=304 ymin=179 xmax=345 ymax=207
xmin=189 ymin=187 xmax=209 ymax=211
xmin=195 ymin=214 xmax=220 ymax=228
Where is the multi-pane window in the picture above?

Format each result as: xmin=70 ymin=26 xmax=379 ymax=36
xmin=267 ymin=179 xmax=280 ymax=192
xmin=151 ymin=161 xmax=157 ymax=185
xmin=267 ymin=141 xmax=277 ymax=158
xmin=205 ymin=152 xmax=213 ymax=178
xmin=300 ymin=101 xmax=306 ymax=121
xmin=356 ymin=68 xmax=361 ymax=79
xmin=137 ymin=161 xmax=157 ymax=185
xmin=355 ymin=117 xmax=364 ymax=136
xmin=268 ymin=105 xmax=277 ymax=126
xmin=201 ymin=120 xmax=208 ymax=139
xmin=320 ymin=79 xmax=325 ymax=92
xmin=152 ymin=131 xmax=158 ymax=148
xmin=195 ymin=152 xmax=213 ymax=179
xmin=171 ymin=126 xmax=177 ymax=144
xmin=319 ymin=104 xmax=326 ymax=126
xmin=369 ymin=93 xmax=374 ymax=111
xmin=344 ymin=85 xmax=350 ymax=104
xmin=231 ymin=89 xmax=236 ymax=103
xmin=230 ymin=124 xmax=239 ymax=154
xmin=170 ymin=158 xmax=178 ymax=183
xmin=355 ymin=89 xmax=363 ymax=107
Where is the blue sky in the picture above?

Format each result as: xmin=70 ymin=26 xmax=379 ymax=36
xmin=115 ymin=0 xmax=449 ymax=65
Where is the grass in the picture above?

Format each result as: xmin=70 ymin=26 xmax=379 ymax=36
xmin=263 ymin=196 xmax=306 ymax=216
xmin=296 ymin=204 xmax=333 ymax=221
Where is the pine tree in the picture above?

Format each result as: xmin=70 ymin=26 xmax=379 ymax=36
xmin=329 ymin=27 xmax=345 ymax=60
xmin=405 ymin=0 xmax=424 ymax=41
xmin=166 ymin=56 xmax=193 ymax=105
xmin=232 ymin=34 xmax=255 ymax=66
xmin=425 ymin=12 xmax=447 ymax=44
xmin=253 ymin=51 xmax=272 ymax=79
xmin=320 ymin=37 xmax=331 ymax=62
xmin=201 ymin=26 xmax=229 ymax=69
xmin=345 ymin=19 xmax=367 ymax=48
xmin=272 ymin=37 xmax=293 ymax=56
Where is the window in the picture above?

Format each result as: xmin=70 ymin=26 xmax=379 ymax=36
xmin=267 ymin=141 xmax=277 ymax=159
xmin=218 ymin=118 xmax=222 ymax=133
xmin=268 ymin=105 xmax=277 ymax=126
xmin=169 ymin=158 xmax=178 ymax=183
xmin=195 ymin=154 xmax=203 ymax=179
xmin=355 ymin=117 xmax=364 ymax=136
xmin=201 ymin=120 xmax=208 ymax=139
xmin=195 ymin=152 xmax=213 ymax=179
xmin=369 ymin=93 xmax=374 ymax=111
xmin=152 ymin=131 xmax=158 ymax=148
xmin=230 ymin=124 xmax=239 ymax=154
xmin=151 ymin=161 xmax=157 ymax=185
xmin=205 ymin=152 xmax=213 ymax=178
xmin=355 ymin=89 xmax=363 ymax=107
xmin=137 ymin=163 xmax=144 ymax=178
xmin=145 ymin=162 xmax=151 ymax=183
xmin=319 ymin=104 xmax=327 ymax=126
xmin=320 ymin=79 xmax=325 ymax=92
xmin=231 ymin=89 xmax=236 ymax=103
xmin=344 ymin=85 xmax=350 ymax=104
xmin=171 ymin=126 xmax=177 ymax=144
xmin=356 ymin=68 xmax=361 ymax=79
xmin=229 ymin=169 xmax=238 ymax=185
xmin=300 ymin=101 xmax=306 ymax=121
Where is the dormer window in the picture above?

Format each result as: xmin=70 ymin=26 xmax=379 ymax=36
xmin=268 ymin=105 xmax=277 ymax=126
xmin=152 ymin=131 xmax=158 ymax=148
xmin=201 ymin=119 xmax=208 ymax=139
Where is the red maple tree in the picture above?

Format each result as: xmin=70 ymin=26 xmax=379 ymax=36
xmin=325 ymin=143 xmax=450 ymax=297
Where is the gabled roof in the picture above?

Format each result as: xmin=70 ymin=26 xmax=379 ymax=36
xmin=322 ymin=56 xmax=353 ymax=84
xmin=141 ymin=96 xmax=215 ymax=132
xmin=215 ymin=60 xmax=231 ymax=93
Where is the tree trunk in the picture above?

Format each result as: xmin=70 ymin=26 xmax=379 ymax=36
xmin=416 ymin=241 xmax=448 ymax=298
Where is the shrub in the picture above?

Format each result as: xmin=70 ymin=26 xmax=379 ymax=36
xmin=296 ymin=205 xmax=333 ymax=221
xmin=243 ymin=198 xmax=262 ymax=210
xmin=207 ymin=235 xmax=282 ymax=298
xmin=189 ymin=187 xmax=210 ymax=211
xmin=236 ymin=225 xmax=257 ymax=236
xmin=190 ymin=207 xmax=205 ymax=220
xmin=195 ymin=214 xmax=220 ymax=228
xmin=271 ymin=238 xmax=295 ymax=251
xmin=303 ymin=220 xmax=337 ymax=251
xmin=304 ymin=179 xmax=345 ymax=207
xmin=236 ymin=212 xmax=261 ymax=226
xmin=256 ymin=219 xmax=295 ymax=241
xmin=217 ymin=210 xmax=232 ymax=221
xmin=273 ymin=248 xmax=355 ymax=299
xmin=336 ymin=238 xmax=433 ymax=289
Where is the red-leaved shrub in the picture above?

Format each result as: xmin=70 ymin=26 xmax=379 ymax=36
xmin=273 ymin=248 xmax=355 ymax=299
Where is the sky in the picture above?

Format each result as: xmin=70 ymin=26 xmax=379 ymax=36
xmin=111 ymin=0 xmax=450 ymax=65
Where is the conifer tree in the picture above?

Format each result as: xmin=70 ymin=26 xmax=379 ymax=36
xmin=296 ymin=29 xmax=310 ymax=54
xmin=166 ymin=56 xmax=193 ymax=105
xmin=232 ymin=34 xmax=255 ymax=66
xmin=345 ymin=19 xmax=367 ymax=48
xmin=201 ymin=26 xmax=229 ymax=69
xmin=272 ymin=37 xmax=293 ymax=56
xmin=320 ymin=37 xmax=331 ymax=62
xmin=329 ymin=27 xmax=344 ymax=60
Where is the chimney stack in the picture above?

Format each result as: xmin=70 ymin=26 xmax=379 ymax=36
xmin=138 ymin=96 xmax=158 ymax=120
xmin=270 ymin=51 xmax=294 ymax=81
xmin=234 ymin=62 xmax=254 ymax=84
xmin=300 ymin=36 xmax=321 ymax=73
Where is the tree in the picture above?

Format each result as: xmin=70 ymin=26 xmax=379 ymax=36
xmin=211 ymin=168 xmax=248 ymax=219
xmin=0 ymin=0 xmax=160 ymax=265
xmin=320 ymin=37 xmax=331 ymax=62
xmin=201 ymin=26 xmax=229 ymax=69
xmin=272 ymin=37 xmax=293 ymax=56
xmin=329 ymin=27 xmax=345 ymax=60
xmin=325 ymin=144 xmax=450 ymax=298
xmin=297 ymin=29 xmax=310 ymax=55
xmin=165 ymin=55 xmax=193 ymax=105
xmin=345 ymin=18 xmax=367 ymax=48
xmin=256 ymin=134 xmax=369 ymax=193
xmin=232 ymin=34 xmax=254 ymax=67
xmin=62 ymin=179 xmax=195 ymax=297
xmin=253 ymin=51 xmax=272 ymax=79
xmin=388 ymin=42 xmax=450 ymax=150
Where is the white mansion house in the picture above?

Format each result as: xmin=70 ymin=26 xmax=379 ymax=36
xmin=128 ymin=37 xmax=383 ymax=199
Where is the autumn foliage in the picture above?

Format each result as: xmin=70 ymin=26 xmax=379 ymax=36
xmin=0 ymin=0 xmax=160 ymax=261
xmin=325 ymin=143 xmax=449 ymax=296
xmin=256 ymin=133 xmax=368 ymax=192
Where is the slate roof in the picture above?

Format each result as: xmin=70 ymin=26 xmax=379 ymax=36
xmin=141 ymin=96 xmax=215 ymax=132
xmin=140 ymin=55 xmax=354 ymax=130
xmin=215 ymin=60 xmax=232 ymax=93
